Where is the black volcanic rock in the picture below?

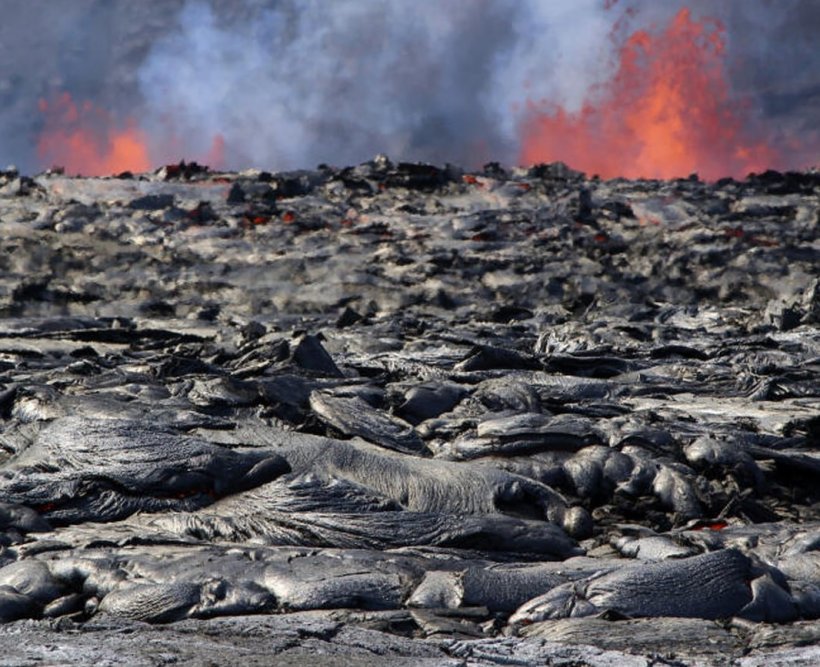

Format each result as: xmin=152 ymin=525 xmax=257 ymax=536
xmin=0 ymin=160 xmax=817 ymax=664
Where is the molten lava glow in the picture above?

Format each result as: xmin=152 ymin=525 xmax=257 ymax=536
xmin=520 ymin=8 xmax=779 ymax=180
xmin=203 ymin=134 xmax=226 ymax=170
xmin=37 ymin=93 xmax=152 ymax=176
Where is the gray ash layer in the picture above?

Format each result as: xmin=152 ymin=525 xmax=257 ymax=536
xmin=0 ymin=158 xmax=818 ymax=665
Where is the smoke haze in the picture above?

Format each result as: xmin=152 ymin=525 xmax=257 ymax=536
xmin=0 ymin=0 xmax=817 ymax=174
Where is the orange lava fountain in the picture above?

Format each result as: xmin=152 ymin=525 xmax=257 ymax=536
xmin=36 ymin=92 xmax=152 ymax=176
xmin=202 ymin=133 xmax=226 ymax=170
xmin=519 ymin=8 xmax=779 ymax=180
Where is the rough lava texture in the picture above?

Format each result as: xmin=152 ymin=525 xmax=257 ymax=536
xmin=0 ymin=158 xmax=818 ymax=665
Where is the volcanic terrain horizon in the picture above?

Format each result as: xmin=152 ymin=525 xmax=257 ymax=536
xmin=20 ymin=4 xmax=819 ymax=181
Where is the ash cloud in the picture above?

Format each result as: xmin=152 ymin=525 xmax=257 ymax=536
xmin=0 ymin=0 xmax=817 ymax=173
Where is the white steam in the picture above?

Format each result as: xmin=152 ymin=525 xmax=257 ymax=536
xmin=138 ymin=0 xmax=626 ymax=170
xmin=489 ymin=1 xmax=616 ymax=144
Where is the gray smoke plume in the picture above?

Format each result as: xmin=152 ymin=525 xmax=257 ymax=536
xmin=0 ymin=0 xmax=817 ymax=174
xmin=137 ymin=0 xmax=526 ymax=169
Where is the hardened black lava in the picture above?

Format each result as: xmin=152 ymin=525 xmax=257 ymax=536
xmin=0 ymin=158 xmax=818 ymax=665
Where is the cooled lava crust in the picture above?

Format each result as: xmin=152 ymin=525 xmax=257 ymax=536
xmin=0 ymin=158 xmax=818 ymax=665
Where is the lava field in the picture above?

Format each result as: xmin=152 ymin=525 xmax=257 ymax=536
xmin=0 ymin=158 xmax=818 ymax=666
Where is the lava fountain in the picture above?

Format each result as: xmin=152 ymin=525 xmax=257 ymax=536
xmin=519 ymin=8 xmax=781 ymax=181
xmin=36 ymin=93 xmax=152 ymax=176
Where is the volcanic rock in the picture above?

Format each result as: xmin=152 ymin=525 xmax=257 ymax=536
xmin=0 ymin=159 xmax=817 ymax=665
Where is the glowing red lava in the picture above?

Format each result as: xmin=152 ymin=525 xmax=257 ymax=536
xmin=519 ymin=8 xmax=779 ymax=180
xmin=202 ymin=134 xmax=226 ymax=170
xmin=37 ymin=93 xmax=152 ymax=176
xmin=36 ymin=93 xmax=229 ymax=176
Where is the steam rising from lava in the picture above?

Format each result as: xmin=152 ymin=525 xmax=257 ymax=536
xmin=1 ymin=0 xmax=816 ymax=178
xmin=137 ymin=0 xmax=515 ymax=171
